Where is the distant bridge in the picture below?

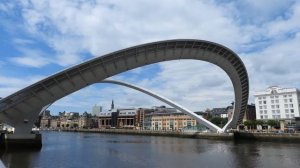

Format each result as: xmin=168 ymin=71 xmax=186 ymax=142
xmin=0 ymin=39 xmax=249 ymax=135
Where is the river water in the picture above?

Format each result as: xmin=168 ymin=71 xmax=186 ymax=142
xmin=0 ymin=131 xmax=300 ymax=168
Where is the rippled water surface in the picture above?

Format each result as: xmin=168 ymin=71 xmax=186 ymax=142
xmin=1 ymin=131 xmax=300 ymax=168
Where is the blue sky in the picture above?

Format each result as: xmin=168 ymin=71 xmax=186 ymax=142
xmin=1 ymin=0 xmax=300 ymax=114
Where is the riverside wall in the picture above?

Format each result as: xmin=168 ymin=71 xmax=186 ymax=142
xmin=60 ymin=128 xmax=234 ymax=140
xmin=58 ymin=128 xmax=300 ymax=142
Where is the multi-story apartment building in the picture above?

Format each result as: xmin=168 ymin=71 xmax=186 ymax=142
xmin=254 ymin=86 xmax=300 ymax=120
xmin=146 ymin=112 xmax=197 ymax=131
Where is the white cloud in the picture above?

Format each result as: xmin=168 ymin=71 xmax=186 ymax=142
xmin=10 ymin=48 xmax=50 ymax=67
xmin=13 ymin=38 xmax=35 ymax=45
xmin=2 ymin=0 xmax=300 ymax=113
xmin=17 ymin=0 xmax=251 ymax=66
xmin=0 ymin=75 xmax=45 ymax=97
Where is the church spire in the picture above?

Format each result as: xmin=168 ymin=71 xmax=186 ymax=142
xmin=111 ymin=99 xmax=114 ymax=110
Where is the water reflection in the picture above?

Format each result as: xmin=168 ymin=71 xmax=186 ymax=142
xmin=0 ymin=148 xmax=41 ymax=168
xmin=0 ymin=132 xmax=300 ymax=168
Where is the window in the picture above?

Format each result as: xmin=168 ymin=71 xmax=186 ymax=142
xmin=264 ymin=105 xmax=267 ymax=109
xmin=271 ymin=105 xmax=275 ymax=109
xmin=276 ymin=110 xmax=280 ymax=114
xmin=285 ymin=109 xmax=289 ymax=113
xmin=284 ymin=99 xmax=288 ymax=103
xmin=290 ymin=104 xmax=293 ymax=108
xmin=272 ymin=110 xmax=275 ymax=114
xmin=275 ymin=96 xmax=279 ymax=98
xmin=263 ymin=101 xmax=267 ymax=104
xmin=260 ymin=115 xmax=263 ymax=119
xmin=271 ymin=96 xmax=274 ymax=98
xmin=275 ymin=100 xmax=279 ymax=103
xmin=271 ymin=100 xmax=274 ymax=104
xmin=258 ymin=97 xmax=262 ymax=100
xmin=264 ymin=115 xmax=268 ymax=119
xmin=286 ymin=114 xmax=290 ymax=118
xmin=291 ymin=114 xmax=295 ymax=118
xmin=260 ymin=110 xmax=263 ymax=114
xmin=259 ymin=101 xmax=262 ymax=104
xmin=284 ymin=104 xmax=288 ymax=108
xmin=276 ymin=105 xmax=280 ymax=108
xmin=291 ymin=109 xmax=294 ymax=113
xmin=263 ymin=97 xmax=266 ymax=99
xmin=289 ymin=95 xmax=292 ymax=97
xmin=264 ymin=110 xmax=267 ymax=114
xmin=284 ymin=95 xmax=287 ymax=98
xmin=259 ymin=106 xmax=263 ymax=109
xmin=289 ymin=99 xmax=293 ymax=103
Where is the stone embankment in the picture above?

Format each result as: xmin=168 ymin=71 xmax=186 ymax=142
xmin=234 ymin=132 xmax=300 ymax=142
xmin=57 ymin=128 xmax=300 ymax=142
xmin=59 ymin=128 xmax=234 ymax=140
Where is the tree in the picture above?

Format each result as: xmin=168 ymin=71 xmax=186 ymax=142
xmin=267 ymin=120 xmax=279 ymax=129
xmin=210 ymin=117 xmax=228 ymax=127
xmin=73 ymin=123 xmax=78 ymax=128
xmin=256 ymin=120 xmax=265 ymax=126
xmin=244 ymin=120 xmax=256 ymax=130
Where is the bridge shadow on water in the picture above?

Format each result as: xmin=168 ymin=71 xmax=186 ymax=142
xmin=0 ymin=148 xmax=41 ymax=168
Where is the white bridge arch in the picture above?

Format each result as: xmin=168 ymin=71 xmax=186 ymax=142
xmin=101 ymin=79 xmax=222 ymax=132
xmin=0 ymin=39 xmax=249 ymax=134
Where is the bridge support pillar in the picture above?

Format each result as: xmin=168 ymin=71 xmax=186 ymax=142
xmin=0 ymin=133 xmax=42 ymax=149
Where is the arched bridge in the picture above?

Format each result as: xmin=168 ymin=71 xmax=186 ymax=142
xmin=0 ymin=39 xmax=249 ymax=134
xmin=101 ymin=79 xmax=222 ymax=132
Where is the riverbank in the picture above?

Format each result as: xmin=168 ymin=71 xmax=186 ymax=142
xmin=235 ymin=132 xmax=300 ymax=142
xmin=49 ymin=128 xmax=300 ymax=142
xmin=58 ymin=128 xmax=234 ymax=140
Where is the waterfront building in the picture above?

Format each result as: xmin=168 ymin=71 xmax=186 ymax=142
xmin=243 ymin=104 xmax=256 ymax=121
xmin=140 ymin=106 xmax=197 ymax=130
xmin=254 ymin=86 xmax=300 ymax=120
xmin=210 ymin=108 xmax=228 ymax=118
xmin=136 ymin=108 xmax=153 ymax=129
xmin=50 ymin=117 xmax=60 ymax=128
xmin=98 ymin=111 xmax=112 ymax=128
xmin=91 ymin=105 xmax=102 ymax=116
xmin=98 ymin=108 xmax=137 ymax=129
xmin=79 ymin=112 xmax=92 ymax=128
xmin=146 ymin=112 xmax=197 ymax=131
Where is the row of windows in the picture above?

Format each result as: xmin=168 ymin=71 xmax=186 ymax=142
xmin=259 ymin=109 xmax=294 ymax=114
xmin=258 ymin=94 xmax=293 ymax=100
xmin=284 ymin=104 xmax=294 ymax=108
xmin=260 ymin=115 xmax=268 ymax=119
xmin=258 ymin=99 xmax=293 ymax=104
xmin=262 ymin=114 xmax=296 ymax=119
xmin=259 ymin=104 xmax=295 ymax=109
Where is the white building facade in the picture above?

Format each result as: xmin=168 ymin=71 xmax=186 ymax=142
xmin=254 ymin=86 xmax=300 ymax=120
xmin=92 ymin=105 xmax=102 ymax=116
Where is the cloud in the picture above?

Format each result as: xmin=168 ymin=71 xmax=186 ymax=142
xmin=2 ymin=0 xmax=300 ymax=114
xmin=13 ymin=38 xmax=35 ymax=45
xmin=0 ymin=75 xmax=45 ymax=97
xmin=16 ymin=0 xmax=251 ymax=65
xmin=10 ymin=47 xmax=50 ymax=67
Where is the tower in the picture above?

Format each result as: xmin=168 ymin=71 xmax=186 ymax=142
xmin=111 ymin=99 xmax=114 ymax=110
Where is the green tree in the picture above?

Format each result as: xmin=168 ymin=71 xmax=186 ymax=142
xmin=244 ymin=120 xmax=256 ymax=130
xmin=210 ymin=117 xmax=228 ymax=127
xmin=73 ymin=123 xmax=78 ymax=128
xmin=267 ymin=120 xmax=279 ymax=129
xmin=256 ymin=120 xmax=265 ymax=126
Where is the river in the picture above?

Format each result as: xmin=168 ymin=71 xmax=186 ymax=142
xmin=0 ymin=131 xmax=300 ymax=168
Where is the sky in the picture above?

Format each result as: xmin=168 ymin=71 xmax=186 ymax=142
xmin=1 ymin=0 xmax=300 ymax=114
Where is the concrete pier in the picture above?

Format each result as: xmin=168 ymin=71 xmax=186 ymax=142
xmin=0 ymin=133 xmax=42 ymax=149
